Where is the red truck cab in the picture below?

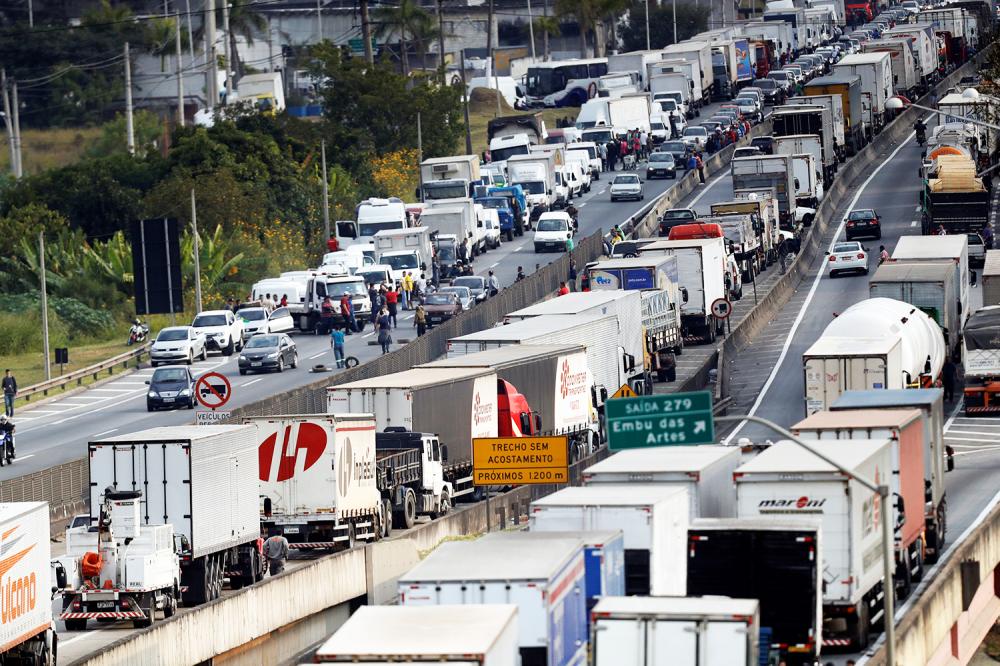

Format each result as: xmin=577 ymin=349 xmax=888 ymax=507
xmin=497 ymin=379 xmax=542 ymax=436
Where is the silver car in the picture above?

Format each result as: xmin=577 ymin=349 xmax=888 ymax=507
xmin=439 ymin=286 xmax=475 ymax=311
xmin=610 ymin=174 xmax=644 ymax=202
xmin=150 ymin=326 xmax=207 ymax=367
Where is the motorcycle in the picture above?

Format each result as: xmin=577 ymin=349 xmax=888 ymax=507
xmin=0 ymin=431 xmax=15 ymax=467
xmin=127 ymin=321 xmax=149 ymax=346
xmin=915 ymin=124 xmax=926 ymax=146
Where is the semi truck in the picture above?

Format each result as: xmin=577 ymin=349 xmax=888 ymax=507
xmin=582 ymin=445 xmax=739 ymax=518
xmin=591 ymin=596 xmax=760 ymax=666
xmin=962 ymin=306 xmax=1000 ymax=415
xmin=735 ymin=439 xmax=893 ymax=650
xmin=803 ymin=75 xmax=866 ymax=155
xmin=314 ymin=605 xmax=520 ymax=664
xmin=399 ymin=537 xmax=588 ymax=666
xmin=87 ymin=426 xmax=264 ymax=606
xmin=869 ymin=261 xmax=960 ymax=357
xmin=771 ymin=105 xmax=837 ymax=185
xmin=0 ymin=502 xmax=58 ymax=663
xmin=529 ymin=485 xmax=689 ymax=597
xmin=792 ymin=409 xmax=929 ymax=597
xmin=687 ymin=518 xmax=823 ymax=665
xmin=419 ymin=155 xmax=481 ymax=201
xmin=802 ymin=298 xmax=946 ymax=413
xmin=893 ymin=235 xmax=971 ymax=325
xmin=731 ymin=155 xmax=796 ymax=228
xmin=920 ymin=153 xmax=990 ymax=236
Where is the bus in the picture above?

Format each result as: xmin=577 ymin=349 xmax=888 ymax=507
xmin=523 ymin=58 xmax=609 ymax=108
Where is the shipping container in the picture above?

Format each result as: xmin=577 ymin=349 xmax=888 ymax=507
xmin=529 ymin=485 xmax=688 ymax=596
xmin=0 ymin=502 xmax=56 ymax=664
xmin=869 ymin=260 xmax=960 ymax=356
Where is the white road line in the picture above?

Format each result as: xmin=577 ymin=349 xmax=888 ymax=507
xmin=59 ymin=628 xmax=109 ymax=646
xmin=512 ymin=247 xmax=522 ymax=252
xmin=723 ymin=130 xmax=916 ymax=444
xmin=489 ymin=262 xmax=500 ymax=268
xmin=93 ymin=429 xmax=118 ymax=437
xmin=944 ymin=429 xmax=1000 ymax=436
xmin=12 ymin=416 xmax=38 ymax=421
xmin=111 ymin=382 xmax=146 ymax=386
xmin=954 ymin=446 xmax=1000 ymax=456
xmin=941 ymin=436 xmax=1000 ymax=443
xmin=241 ymin=378 xmax=264 ymax=387
xmin=308 ymin=351 xmax=327 ymax=360
xmin=88 ymin=388 xmax=136 ymax=393
xmin=16 ymin=454 xmax=33 ymax=461
xmin=910 ymin=220 xmax=918 ymax=227
xmin=578 ymin=202 xmax=587 ymax=207
xmin=688 ymin=169 xmax=731 ymax=208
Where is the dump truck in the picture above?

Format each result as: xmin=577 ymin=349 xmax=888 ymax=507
xmin=921 ymin=153 xmax=990 ymax=235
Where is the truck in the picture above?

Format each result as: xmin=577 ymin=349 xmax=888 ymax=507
xmin=763 ymin=8 xmax=807 ymax=52
xmin=869 ymin=261 xmax=960 ymax=357
xmin=984 ymin=251 xmax=1000 ymax=306
xmin=731 ymin=155 xmax=796 ymax=227
xmin=475 ymin=193 xmax=522 ymax=240
xmin=771 ymin=105 xmax=837 ymax=185
xmin=792 ymin=409 xmax=929 ymax=597
xmin=938 ymin=92 xmax=1000 ymax=162
xmin=300 ymin=271 xmax=372 ymax=331
xmin=591 ymin=596 xmax=760 ymax=666
xmin=833 ymin=53 xmax=894 ymax=137
xmin=962 ymin=307 xmax=1000 ymax=415
xmin=632 ymin=238 xmax=728 ymax=342
xmin=785 ymin=94 xmax=847 ymax=162
xmin=419 ymin=155 xmax=481 ymax=201
xmin=830 ymin=389 xmax=950 ymax=564
xmin=735 ymin=439 xmax=893 ymax=650
xmin=86 ymin=426 xmax=264 ymax=606
xmin=711 ymin=46 xmax=738 ymax=100
xmin=802 ymin=298 xmax=946 ymax=414
xmin=419 ymin=344 xmax=602 ymax=464
xmin=507 ymin=152 xmax=561 ymax=214
xmin=0 ymin=503 xmax=58 ymax=663
xmin=235 ymin=72 xmax=285 ymax=113
xmin=893 ymin=235 xmax=971 ymax=325
xmin=661 ymin=41 xmax=714 ymax=107
xmin=803 ymin=75 xmax=866 ymax=155
xmin=575 ymin=96 xmax=650 ymax=132
xmin=529 ymin=485 xmax=689 ymax=597
xmin=884 ymin=24 xmax=939 ymax=90
xmin=607 ymin=49 xmax=667 ymax=89
xmin=582 ymin=446 xmax=739 ymax=518
xmin=420 ymin=201 xmax=479 ymax=259
xmin=487 ymin=113 xmax=546 ymax=165
xmin=704 ymin=209 xmax=767 ymax=280
xmin=863 ymin=39 xmax=920 ymax=98
xmin=351 ymin=197 xmax=410 ymax=246
xmin=314 ymin=605 xmax=519 ymax=664
xmin=777 ymin=149 xmax=824 ymax=209
xmin=59 ymin=489 xmax=181 ymax=631
xmin=373 ymin=227 xmax=434 ymax=283
xmin=399 ymin=538 xmax=588 ymax=666
xmin=921 ymin=153 xmax=991 ymax=236
xmin=687 ymin=518 xmax=823 ymax=665
xmin=649 ymin=62 xmax=704 ymax=112
xmin=742 ymin=21 xmax=794 ymax=63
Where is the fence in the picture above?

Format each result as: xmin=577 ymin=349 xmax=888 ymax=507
xmin=19 ymin=344 xmax=149 ymax=403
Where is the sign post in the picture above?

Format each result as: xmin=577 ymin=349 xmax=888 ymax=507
xmin=606 ymin=390 xmax=715 ymax=450
xmin=711 ymin=297 xmax=733 ymax=335
xmin=195 ymin=371 xmax=232 ymax=423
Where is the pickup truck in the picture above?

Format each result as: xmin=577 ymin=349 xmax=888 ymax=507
xmin=659 ymin=208 xmax=698 ymax=236
xmin=191 ymin=309 xmax=246 ymax=355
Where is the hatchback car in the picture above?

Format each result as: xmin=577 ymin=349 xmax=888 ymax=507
xmin=609 ymin=174 xmax=644 ymax=202
xmin=238 ymin=334 xmax=298 ymax=374
xmin=451 ymin=275 xmax=489 ymax=302
xmin=150 ymin=326 xmax=207 ymax=367
xmin=845 ymin=208 xmax=881 ymax=240
xmin=237 ymin=306 xmax=295 ymax=336
xmin=439 ymin=286 xmax=474 ymax=311
xmin=646 ymin=152 xmax=677 ymax=179
xmin=146 ymin=366 xmax=196 ymax=411
xmin=827 ymin=241 xmax=869 ymax=277
xmin=533 ymin=212 xmax=575 ymax=251
xmin=423 ymin=291 xmax=463 ymax=324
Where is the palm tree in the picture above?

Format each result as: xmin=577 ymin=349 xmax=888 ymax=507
xmin=534 ymin=15 xmax=561 ymax=60
xmin=555 ymin=0 xmax=628 ymax=57
xmin=145 ymin=16 xmax=191 ymax=72
xmin=373 ymin=0 xmax=433 ymax=75
xmin=227 ymin=0 xmax=268 ymax=81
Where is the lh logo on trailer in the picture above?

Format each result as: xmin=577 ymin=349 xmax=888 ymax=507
xmin=258 ymin=423 xmax=327 ymax=482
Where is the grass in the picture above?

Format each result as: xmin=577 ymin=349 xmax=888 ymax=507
xmin=466 ymin=88 xmax=579 ymax=156
xmin=0 ymin=126 xmax=103 ymax=175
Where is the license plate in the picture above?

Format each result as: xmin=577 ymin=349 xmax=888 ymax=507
xmin=283 ymin=527 xmax=299 ymax=534
xmin=251 ymin=362 xmax=262 ymax=367
xmin=96 ymin=601 xmax=116 ymax=610
xmin=162 ymin=397 xmax=175 ymax=403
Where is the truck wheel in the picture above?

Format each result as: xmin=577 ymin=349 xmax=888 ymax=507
xmin=164 ymin=589 xmax=178 ymax=618
xmin=853 ymin=600 xmax=871 ymax=650
xmin=912 ymin=540 xmax=925 ymax=583
xmin=506 ymin=230 xmax=513 ymax=242
xmin=431 ymin=491 xmax=451 ymax=519
xmin=393 ymin=489 xmax=417 ymax=529
xmin=382 ymin=499 xmax=393 ymax=538
xmin=666 ymin=367 xmax=677 ymax=382
xmin=65 ymin=618 xmax=87 ymax=632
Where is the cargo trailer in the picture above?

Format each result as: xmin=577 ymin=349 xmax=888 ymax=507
xmin=863 ymin=38 xmax=920 ymax=98
xmin=771 ymin=105 xmax=837 ymax=185
xmin=0 ymin=503 xmax=57 ymax=664
xmin=983 ymin=250 xmax=1000 ymax=306
xmin=731 ymin=155 xmax=796 ymax=226
xmin=963 ymin=306 xmax=1000 ymax=415
xmin=869 ymin=260 xmax=960 ymax=357
xmin=803 ymin=75 xmax=866 ymax=154
xmin=892 ymin=235 xmax=970 ymax=326
xmin=785 ymin=94 xmax=847 ymax=162
xmin=834 ymin=53 xmax=893 ymax=136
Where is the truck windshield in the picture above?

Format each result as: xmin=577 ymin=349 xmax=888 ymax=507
xmin=381 ymin=254 xmax=419 ymax=270
xmin=516 ymin=181 xmax=546 ymax=195
xmin=583 ymin=129 xmax=614 ymax=143
xmin=491 ymin=144 xmax=529 ymax=162
xmin=422 ymin=181 xmax=468 ymax=200
xmin=358 ymin=220 xmax=404 ymax=237
xmin=437 ymin=244 xmax=456 ymax=262
xmin=477 ymin=198 xmax=510 ymax=211
xmin=326 ymin=281 xmax=367 ymax=297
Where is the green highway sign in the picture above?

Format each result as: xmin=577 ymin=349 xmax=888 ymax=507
xmin=607 ymin=390 xmax=715 ymax=450
xmin=349 ymin=37 xmax=376 ymax=53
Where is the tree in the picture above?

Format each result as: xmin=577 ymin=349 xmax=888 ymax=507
xmin=620 ymin=0 xmax=711 ymax=51
xmin=374 ymin=0 xmax=433 ymax=75
xmin=554 ymin=0 xmax=627 ymax=57
xmin=227 ymin=0 xmax=268 ymax=81
xmin=0 ymin=203 xmax=67 ymax=257
xmin=534 ymin=16 xmax=561 ymax=60
xmin=87 ymin=111 xmax=162 ymax=159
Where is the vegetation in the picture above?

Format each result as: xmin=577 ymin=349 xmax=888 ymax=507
xmin=619 ymin=1 xmax=712 ymax=51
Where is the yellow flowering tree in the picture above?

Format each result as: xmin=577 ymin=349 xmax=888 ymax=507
xmin=371 ymin=149 xmax=420 ymax=201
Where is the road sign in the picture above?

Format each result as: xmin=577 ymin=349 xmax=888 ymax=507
xmin=348 ymin=36 xmax=376 ymax=54
xmin=472 ymin=436 xmax=569 ymax=486
xmin=607 ymin=390 xmax=715 ymax=450
xmin=612 ymin=383 xmax=638 ymax=399
xmin=711 ymin=297 xmax=733 ymax=319
xmin=194 ymin=372 xmax=232 ymax=410
xmin=196 ymin=410 xmax=231 ymax=425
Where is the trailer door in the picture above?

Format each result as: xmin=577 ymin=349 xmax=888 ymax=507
xmin=594 ymin=618 xmax=644 ymax=665
xmin=704 ymin=621 xmax=751 ymax=665
xmin=649 ymin=619 xmax=697 ymax=666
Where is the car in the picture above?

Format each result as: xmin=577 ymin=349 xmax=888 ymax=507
xmin=237 ymin=333 xmax=298 ymax=375
xmin=609 ymin=239 xmax=654 ymax=257
xmin=646 ymin=152 xmax=677 ymax=179
xmin=422 ymin=291 xmax=463 ymax=324
xmin=150 ymin=326 xmax=207 ymax=367
xmin=356 ymin=264 xmax=394 ymax=288
xmin=732 ymin=96 xmax=760 ymax=121
xmin=968 ymin=232 xmax=986 ymax=267
xmin=845 ymin=208 xmax=881 ymax=240
xmin=901 ymin=0 xmax=919 ymax=12
xmin=439 ymin=285 xmax=474 ymax=311
xmin=826 ymin=241 xmax=870 ymax=277
xmin=657 ymin=141 xmax=690 ymax=167
xmin=740 ymin=87 xmax=764 ymax=106
xmin=191 ymin=309 xmax=245 ymax=355
xmin=145 ymin=366 xmax=196 ymax=411
xmin=767 ymin=70 xmax=795 ymax=92
xmin=680 ymin=126 xmax=708 ymax=148
xmin=750 ymin=136 xmax=774 ymax=154
xmin=659 ymin=208 xmax=698 ymax=236
xmin=733 ymin=146 xmax=763 ymax=159
xmin=752 ymin=78 xmax=785 ymax=104
xmin=609 ymin=174 xmax=643 ymax=202
xmin=533 ymin=212 xmax=575 ymax=251
xmin=700 ymin=120 xmax=724 ymax=134
xmin=451 ymin=275 xmax=489 ymax=302
xmin=477 ymin=208 xmax=502 ymax=249
xmin=236 ymin=306 xmax=294 ymax=336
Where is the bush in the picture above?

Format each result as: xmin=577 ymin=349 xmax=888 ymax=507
xmin=0 ymin=310 xmax=68 ymax=357
xmin=0 ymin=293 xmax=117 ymax=355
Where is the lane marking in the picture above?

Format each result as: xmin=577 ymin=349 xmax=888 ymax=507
xmin=688 ymin=169 xmax=731 ymax=208
xmin=59 ymin=628 xmax=109 ymax=646
xmin=93 ymin=429 xmax=118 ymax=438
xmin=911 ymin=220 xmax=918 ymax=227
xmin=308 ymin=351 xmax=327 ymax=360
xmin=489 ymin=262 xmax=500 ymax=268
xmin=241 ymin=378 xmax=264 ymax=387
xmin=16 ymin=454 xmax=33 ymax=461
xmin=723 ymin=129 xmax=917 ymax=444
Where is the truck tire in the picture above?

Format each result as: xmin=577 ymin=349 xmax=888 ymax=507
xmin=382 ymin=499 xmax=393 ymax=538
xmin=666 ymin=366 xmax=677 ymax=382
xmin=184 ymin=558 xmax=210 ymax=606
xmin=853 ymin=601 xmax=871 ymax=650
xmin=164 ymin=589 xmax=178 ymax=618
xmin=430 ymin=491 xmax=451 ymax=519
xmin=65 ymin=618 xmax=87 ymax=631
xmin=394 ymin=489 xmax=417 ymax=530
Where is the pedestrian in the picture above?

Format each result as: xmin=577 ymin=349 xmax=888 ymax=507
xmin=320 ymin=296 xmax=336 ymax=335
xmin=607 ymin=140 xmax=618 ymax=171
xmin=879 ymin=245 xmax=889 ymax=264
xmin=566 ymin=234 xmax=575 ymax=252
xmin=568 ymin=257 xmax=578 ymax=291
xmin=687 ymin=153 xmax=698 ymax=173
xmin=263 ymin=531 xmax=290 ymax=576
xmin=330 ymin=326 xmax=346 ymax=368
xmin=696 ymin=153 xmax=705 ymax=184
xmin=416 ymin=273 xmax=428 ymax=304
xmin=941 ymin=357 xmax=957 ymax=401
xmin=340 ymin=294 xmax=358 ymax=333
xmin=458 ymin=238 xmax=470 ymax=264
xmin=938 ymin=226 xmax=947 ymax=235
xmin=385 ymin=286 xmax=399 ymax=328
xmin=599 ymin=141 xmax=608 ymax=171
xmin=515 ymin=266 xmax=527 ymax=282
xmin=581 ymin=270 xmax=591 ymax=291
xmin=326 ymin=233 xmax=339 ymax=252
xmin=558 ymin=281 xmax=570 ymax=296
xmin=401 ymin=272 xmax=414 ymax=310
xmin=226 ymin=298 xmax=235 ymax=312
xmin=414 ymin=305 xmax=428 ymax=336
xmin=431 ymin=255 xmax=441 ymax=287
xmin=279 ymin=294 xmax=288 ymax=308
xmin=487 ymin=270 xmax=500 ymax=296
xmin=2 ymin=370 xmax=16 ymax=418
xmin=639 ymin=130 xmax=649 ymax=159
xmin=377 ymin=309 xmax=393 ymax=354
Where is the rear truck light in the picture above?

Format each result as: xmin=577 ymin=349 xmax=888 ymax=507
xmin=858 ymin=254 xmax=865 ymax=259
xmin=689 ymin=535 xmax=708 ymax=542
xmin=687 ymin=471 xmax=701 ymax=480
xmin=829 ymin=256 xmax=836 ymax=261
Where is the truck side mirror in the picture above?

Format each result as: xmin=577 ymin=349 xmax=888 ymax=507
xmin=547 ymin=189 xmax=552 ymax=195
xmin=681 ymin=287 xmax=689 ymax=303
xmin=520 ymin=412 xmax=531 ymax=434
xmin=414 ymin=187 xmax=421 ymax=200
xmin=534 ymin=413 xmax=542 ymax=432
xmin=894 ymin=493 xmax=906 ymax=531
xmin=54 ymin=562 xmax=67 ymax=590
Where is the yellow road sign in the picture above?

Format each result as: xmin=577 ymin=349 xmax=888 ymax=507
xmin=612 ymin=383 xmax=637 ymax=399
xmin=472 ymin=436 xmax=569 ymax=486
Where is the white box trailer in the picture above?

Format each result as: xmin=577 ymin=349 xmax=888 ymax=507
xmin=529 ymin=485 xmax=689 ymax=597
xmin=608 ymin=50 xmax=666 ymax=89
xmin=869 ymin=261 xmax=960 ymax=357
xmin=883 ymin=24 xmax=938 ymax=87
xmin=582 ymin=445 xmax=739 ymax=518
xmin=833 ymin=53 xmax=894 ymax=134
xmin=591 ymin=596 xmax=760 ymax=666
xmin=314 ymin=605 xmax=520 ymax=665
xmin=661 ymin=42 xmax=714 ymax=105
xmin=732 ymin=155 xmax=796 ymax=225
xmin=892 ymin=235 xmax=970 ymax=326
xmin=735 ymin=439 xmax=893 ymax=651
xmin=786 ymin=95 xmax=847 ymax=162
xmin=863 ymin=39 xmax=919 ymax=97
xmin=649 ymin=60 xmax=704 ymax=108
xmin=0 ymin=502 xmax=56 ymax=664
xmin=88 ymin=425 xmax=262 ymax=605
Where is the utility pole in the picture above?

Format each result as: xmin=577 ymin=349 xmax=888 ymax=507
xmin=542 ymin=0 xmax=550 ymax=60
xmin=460 ymin=50 xmax=473 ymax=154
xmin=321 ymin=140 xmax=330 ymax=242
xmin=360 ymin=0 xmax=374 ymax=65
xmin=493 ymin=51 xmax=501 ymax=115
xmin=485 ymin=0 xmax=494 ymax=77
xmin=191 ymin=189 xmax=203 ymax=314
xmin=222 ymin=0 xmax=232 ymax=99
xmin=38 ymin=233 xmax=51 ymax=381
xmin=11 ymin=79 xmax=22 ymax=177
xmin=437 ymin=0 xmax=445 ymax=82
xmin=645 ymin=0 xmax=651 ymax=50
xmin=1 ymin=71 xmax=15 ymax=177
xmin=527 ymin=0 xmax=536 ymax=59
xmin=205 ymin=0 xmax=218 ymax=108
xmin=176 ymin=13 xmax=186 ymax=127
xmin=672 ymin=0 xmax=678 ymax=44
xmin=316 ymin=0 xmax=323 ymax=42
xmin=125 ymin=42 xmax=135 ymax=155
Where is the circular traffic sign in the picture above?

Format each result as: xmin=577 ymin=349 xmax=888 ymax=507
xmin=711 ymin=297 xmax=733 ymax=320
xmin=195 ymin=372 xmax=232 ymax=409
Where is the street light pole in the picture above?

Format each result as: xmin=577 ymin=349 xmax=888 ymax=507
xmin=645 ymin=0 xmax=651 ymax=50
xmin=672 ymin=0 xmax=678 ymax=44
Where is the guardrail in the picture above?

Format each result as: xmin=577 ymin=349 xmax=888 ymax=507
xmin=19 ymin=344 xmax=149 ymax=403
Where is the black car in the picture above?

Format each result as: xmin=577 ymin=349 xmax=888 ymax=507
xmin=451 ymin=275 xmax=489 ymax=302
xmin=238 ymin=334 xmax=298 ymax=375
xmin=750 ymin=136 xmax=774 ymax=154
xmin=146 ymin=366 xmax=196 ymax=412
xmin=845 ymin=209 xmax=881 ymax=240
xmin=646 ymin=152 xmax=677 ymax=180
xmin=659 ymin=208 xmax=698 ymax=236
xmin=751 ymin=78 xmax=785 ymax=104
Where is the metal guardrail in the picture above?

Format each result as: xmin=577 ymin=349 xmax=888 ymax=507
xmin=19 ymin=344 xmax=149 ymax=403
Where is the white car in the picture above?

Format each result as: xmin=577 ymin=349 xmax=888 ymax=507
xmin=533 ymin=212 xmax=574 ymax=252
xmin=680 ymin=126 xmax=708 ymax=149
xmin=150 ymin=326 xmax=207 ymax=367
xmin=191 ymin=309 xmax=245 ymax=355
xmin=439 ymin=285 xmax=475 ymax=311
xmin=733 ymin=96 xmax=761 ymax=121
xmin=609 ymin=174 xmax=644 ymax=202
xmin=826 ymin=241 xmax=869 ymax=277
xmin=237 ymin=306 xmax=294 ymax=336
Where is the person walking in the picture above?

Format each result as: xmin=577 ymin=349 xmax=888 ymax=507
xmin=320 ymin=296 xmax=336 ymax=335
xmin=2 ymin=370 xmax=16 ymax=418
xmin=279 ymin=294 xmax=288 ymax=308
xmin=263 ymin=531 xmax=290 ymax=576
xmin=330 ymin=327 xmax=346 ymax=368
xmin=607 ymin=140 xmax=618 ymax=171
xmin=414 ymin=304 xmax=428 ymax=336
xmin=401 ymin=272 xmax=414 ymax=310
xmin=487 ymin=270 xmax=500 ymax=296
xmin=879 ymin=245 xmax=889 ymax=264
xmin=377 ymin=309 xmax=393 ymax=354
xmin=568 ymin=257 xmax=578 ymax=291
xmin=340 ymin=294 xmax=358 ymax=334
xmin=696 ymin=153 xmax=706 ymax=184
xmin=941 ymin=357 xmax=957 ymax=401
xmin=385 ymin=286 xmax=399 ymax=328
xmin=599 ymin=141 xmax=608 ymax=172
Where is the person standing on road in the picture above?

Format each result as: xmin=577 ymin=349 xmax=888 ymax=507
xmin=879 ymin=245 xmax=889 ymax=264
xmin=607 ymin=140 xmax=618 ymax=171
xmin=263 ymin=531 xmax=290 ymax=576
xmin=2 ymin=370 xmax=16 ymax=418
xmin=599 ymin=142 xmax=608 ymax=171
xmin=568 ymin=257 xmax=578 ymax=291
xmin=696 ymin=153 xmax=706 ymax=184
xmin=487 ymin=270 xmax=500 ymax=296
xmin=320 ymin=296 xmax=336 ymax=335
xmin=377 ymin=309 xmax=393 ymax=354
xmin=330 ymin=327 xmax=346 ymax=368
xmin=941 ymin=357 xmax=957 ymax=401
xmin=340 ymin=294 xmax=358 ymax=334
xmin=414 ymin=305 xmax=428 ymax=336
xmin=385 ymin=286 xmax=399 ymax=328
xmin=515 ymin=266 xmax=526 ymax=282
xmin=401 ymin=272 xmax=414 ymax=310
